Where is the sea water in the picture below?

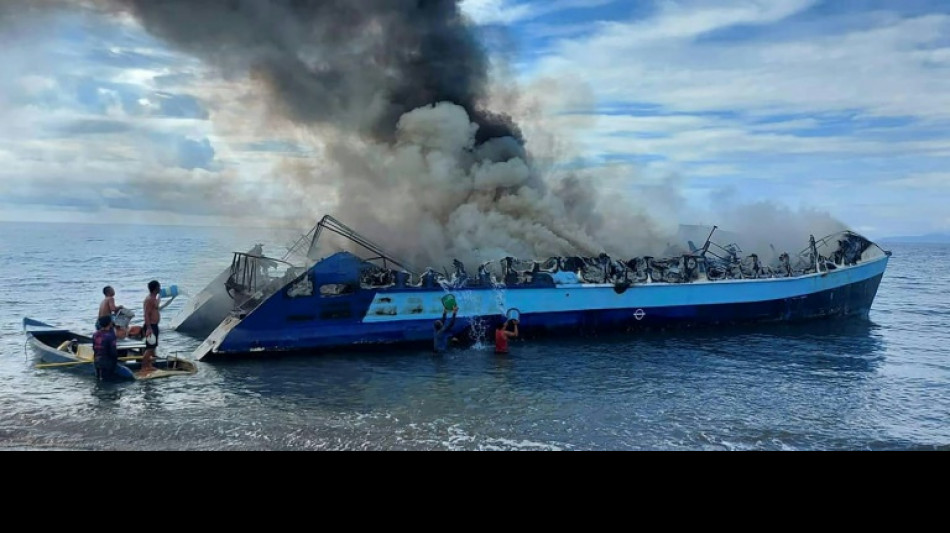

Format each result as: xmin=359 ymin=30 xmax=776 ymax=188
xmin=1 ymin=221 xmax=948 ymax=450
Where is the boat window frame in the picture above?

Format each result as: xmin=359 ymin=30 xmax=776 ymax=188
xmin=284 ymin=271 xmax=315 ymax=298
xmin=319 ymin=283 xmax=356 ymax=297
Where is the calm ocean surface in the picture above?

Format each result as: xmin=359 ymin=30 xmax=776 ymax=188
xmin=1 ymin=221 xmax=947 ymax=450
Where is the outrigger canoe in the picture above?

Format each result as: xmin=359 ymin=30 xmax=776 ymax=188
xmin=23 ymin=318 xmax=197 ymax=381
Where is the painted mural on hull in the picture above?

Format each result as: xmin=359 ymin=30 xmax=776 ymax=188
xmin=188 ymin=216 xmax=891 ymax=360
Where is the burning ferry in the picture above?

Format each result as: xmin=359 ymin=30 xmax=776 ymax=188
xmin=185 ymin=215 xmax=891 ymax=361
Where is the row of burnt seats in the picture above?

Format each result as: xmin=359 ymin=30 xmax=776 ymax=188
xmin=359 ymin=240 xmax=867 ymax=289
xmin=431 ymin=255 xmax=709 ymax=287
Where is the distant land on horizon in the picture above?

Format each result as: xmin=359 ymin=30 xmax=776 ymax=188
xmin=878 ymin=232 xmax=950 ymax=243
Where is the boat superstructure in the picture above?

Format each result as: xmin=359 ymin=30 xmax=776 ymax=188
xmin=170 ymin=226 xmax=318 ymax=337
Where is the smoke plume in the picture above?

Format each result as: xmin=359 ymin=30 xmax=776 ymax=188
xmin=90 ymin=0 xmax=521 ymax=145
xmin=80 ymin=0 xmax=646 ymax=267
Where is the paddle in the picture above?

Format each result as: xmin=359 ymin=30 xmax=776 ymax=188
xmin=35 ymin=355 xmax=143 ymax=369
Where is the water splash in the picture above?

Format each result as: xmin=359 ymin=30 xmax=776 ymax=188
xmin=435 ymin=277 xmax=508 ymax=351
xmin=490 ymin=281 xmax=508 ymax=317
xmin=466 ymin=315 xmax=491 ymax=351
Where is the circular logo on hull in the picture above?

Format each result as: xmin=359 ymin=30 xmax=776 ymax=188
xmin=634 ymin=308 xmax=645 ymax=321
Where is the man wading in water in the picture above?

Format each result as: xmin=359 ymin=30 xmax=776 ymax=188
xmin=433 ymin=307 xmax=458 ymax=354
xmin=494 ymin=318 xmax=519 ymax=354
xmin=93 ymin=315 xmax=119 ymax=381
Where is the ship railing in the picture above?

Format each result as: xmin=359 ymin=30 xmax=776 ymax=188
xmin=225 ymin=252 xmax=299 ymax=309
xmin=281 ymin=223 xmax=320 ymax=265
xmin=795 ymin=230 xmax=883 ymax=272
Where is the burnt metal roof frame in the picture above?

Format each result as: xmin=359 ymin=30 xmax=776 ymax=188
xmin=307 ymin=214 xmax=418 ymax=275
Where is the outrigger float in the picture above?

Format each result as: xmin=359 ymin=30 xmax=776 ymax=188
xmin=177 ymin=215 xmax=891 ymax=361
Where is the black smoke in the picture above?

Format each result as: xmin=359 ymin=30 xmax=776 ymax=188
xmin=92 ymin=0 xmax=522 ymax=145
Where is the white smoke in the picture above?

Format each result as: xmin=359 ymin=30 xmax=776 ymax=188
xmin=280 ymin=98 xmax=852 ymax=272
xmin=284 ymin=101 xmax=679 ymax=270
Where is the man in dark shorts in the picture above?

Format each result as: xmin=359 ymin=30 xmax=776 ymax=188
xmin=93 ymin=315 xmax=119 ymax=381
xmin=142 ymin=280 xmax=162 ymax=375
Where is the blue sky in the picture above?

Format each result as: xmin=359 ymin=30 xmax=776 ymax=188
xmin=1 ymin=0 xmax=948 ymax=238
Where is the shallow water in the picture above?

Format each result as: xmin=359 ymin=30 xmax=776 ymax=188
xmin=1 ymin=222 xmax=947 ymax=450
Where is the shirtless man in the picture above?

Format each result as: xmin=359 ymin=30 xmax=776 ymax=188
xmin=142 ymin=280 xmax=162 ymax=374
xmin=97 ymin=286 xmax=124 ymax=330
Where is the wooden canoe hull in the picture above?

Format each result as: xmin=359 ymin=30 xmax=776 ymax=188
xmin=23 ymin=318 xmax=196 ymax=381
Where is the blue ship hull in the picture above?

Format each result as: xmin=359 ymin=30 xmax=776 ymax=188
xmin=193 ymin=249 xmax=889 ymax=360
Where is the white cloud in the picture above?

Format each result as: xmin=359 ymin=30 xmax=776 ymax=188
xmin=537 ymin=10 xmax=950 ymax=118
xmin=0 ymin=203 xmax=302 ymax=228
xmin=880 ymin=172 xmax=950 ymax=190
xmin=461 ymin=0 xmax=614 ymax=25
xmin=615 ymin=0 xmax=819 ymax=42
xmin=515 ymin=2 xmax=950 ymax=234
xmin=541 ymin=112 xmax=950 ymax=168
xmin=461 ymin=0 xmax=535 ymax=25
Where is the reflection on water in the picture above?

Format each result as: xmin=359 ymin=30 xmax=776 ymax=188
xmin=91 ymin=383 xmax=125 ymax=404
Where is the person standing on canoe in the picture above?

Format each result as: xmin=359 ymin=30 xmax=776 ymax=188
xmin=142 ymin=280 xmax=162 ymax=375
xmin=433 ymin=307 xmax=458 ymax=354
xmin=93 ymin=315 xmax=119 ymax=381
xmin=494 ymin=318 xmax=519 ymax=355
